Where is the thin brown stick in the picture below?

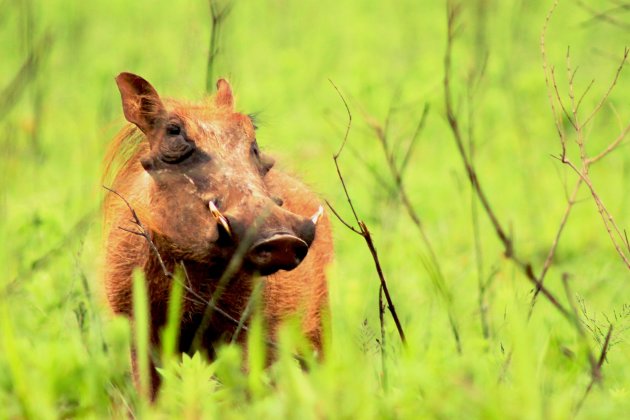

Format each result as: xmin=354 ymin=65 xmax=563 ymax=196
xmin=577 ymin=0 xmax=630 ymax=31
xmin=104 ymin=186 xmax=171 ymax=277
xmin=575 ymin=324 xmax=614 ymax=413
xmin=541 ymin=4 xmax=630 ymax=270
xmin=561 ymin=274 xmax=598 ymax=377
xmin=465 ymin=46 xmax=491 ymax=340
xmin=378 ymin=285 xmax=388 ymax=390
xmin=205 ymin=0 xmax=233 ymax=93
xmin=399 ymin=104 xmax=430 ymax=178
xmin=324 ymin=200 xmax=361 ymax=235
xmin=587 ymin=122 xmax=630 ymax=164
xmin=562 ymin=160 xmax=630 ymax=267
xmin=541 ymin=0 xmax=567 ymax=159
xmin=363 ymin=112 xmax=443 ymax=279
xmin=529 ymin=178 xmax=583 ymax=313
xmin=445 ymin=1 xmax=572 ymax=320
xmin=575 ymin=79 xmax=595 ymax=114
xmin=328 ymin=80 xmax=406 ymax=343
xmin=230 ymin=277 xmax=264 ymax=344
xmin=0 ymin=31 xmax=53 ymax=120
xmin=583 ymin=47 xmax=629 ymax=127
xmin=362 ymin=105 xmax=461 ymax=353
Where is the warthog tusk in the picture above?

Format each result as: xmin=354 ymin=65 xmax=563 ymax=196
xmin=209 ymin=201 xmax=232 ymax=237
xmin=310 ymin=205 xmax=324 ymax=225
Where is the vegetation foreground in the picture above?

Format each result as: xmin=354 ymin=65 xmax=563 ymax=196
xmin=1 ymin=0 xmax=629 ymax=418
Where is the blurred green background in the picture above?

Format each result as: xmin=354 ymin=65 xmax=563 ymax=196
xmin=1 ymin=0 xmax=629 ymax=417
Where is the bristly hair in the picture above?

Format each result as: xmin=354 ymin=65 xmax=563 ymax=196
xmin=248 ymin=112 xmax=260 ymax=130
xmin=101 ymin=124 xmax=150 ymax=234
xmin=102 ymin=125 xmax=145 ymax=187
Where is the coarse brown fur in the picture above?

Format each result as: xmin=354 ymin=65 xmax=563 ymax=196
xmin=103 ymin=74 xmax=332 ymax=397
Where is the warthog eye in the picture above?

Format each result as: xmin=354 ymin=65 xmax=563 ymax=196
xmin=159 ymin=123 xmax=194 ymax=163
xmin=166 ymin=123 xmax=181 ymax=136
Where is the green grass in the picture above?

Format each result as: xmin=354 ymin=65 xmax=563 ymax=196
xmin=1 ymin=0 xmax=629 ymax=417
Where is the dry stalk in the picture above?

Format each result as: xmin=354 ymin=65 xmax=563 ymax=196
xmin=360 ymin=104 xmax=462 ymax=352
xmin=206 ymin=0 xmax=233 ymax=93
xmin=577 ymin=0 xmax=630 ymax=31
xmin=378 ymin=285 xmax=388 ymax=389
xmin=327 ymin=80 xmax=406 ymax=343
xmin=444 ymin=1 xmax=572 ymax=320
xmin=561 ymin=274 xmax=598 ymax=378
xmin=466 ymin=23 xmax=491 ymax=340
xmin=575 ymin=324 xmax=614 ymax=413
xmin=0 ymin=31 xmax=53 ymax=120
xmin=540 ymin=2 xmax=630 ymax=269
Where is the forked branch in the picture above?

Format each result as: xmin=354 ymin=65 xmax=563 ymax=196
xmin=540 ymin=2 xmax=630 ymax=269
xmin=444 ymin=1 xmax=571 ymax=320
xmin=360 ymin=104 xmax=461 ymax=352
xmin=327 ymin=80 xmax=406 ymax=343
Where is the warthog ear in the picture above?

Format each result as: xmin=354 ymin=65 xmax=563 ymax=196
xmin=115 ymin=72 xmax=166 ymax=134
xmin=214 ymin=78 xmax=234 ymax=109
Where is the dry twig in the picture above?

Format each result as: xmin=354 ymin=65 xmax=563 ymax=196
xmin=540 ymin=2 xmax=630 ymax=269
xmin=360 ymin=104 xmax=461 ymax=352
xmin=206 ymin=0 xmax=234 ymax=93
xmin=444 ymin=1 xmax=572 ymax=320
xmin=0 ymin=31 xmax=53 ymax=120
xmin=575 ymin=324 xmax=614 ymax=413
xmin=327 ymin=80 xmax=406 ymax=343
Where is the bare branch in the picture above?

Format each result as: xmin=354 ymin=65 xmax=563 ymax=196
xmin=399 ymin=103 xmax=430 ymax=178
xmin=529 ymin=178 xmax=583 ymax=314
xmin=104 ymin=186 xmax=172 ymax=278
xmin=205 ymin=0 xmax=234 ymax=93
xmin=328 ymin=81 xmax=407 ymax=343
xmin=324 ymin=200 xmax=362 ymax=235
xmin=562 ymin=160 xmax=630 ymax=267
xmin=575 ymin=324 xmax=614 ymax=413
xmin=576 ymin=79 xmax=595 ymax=113
xmin=0 ymin=31 xmax=53 ymax=120
xmin=583 ymin=47 xmax=629 ymax=127
xmin=445 ymin=1 xmax=572 ymax=319
xmin=562 ymin=274 xmax=598 ymax=377
xmin=378 ymin=285 xmax=388 ymax=390
xmin=578 ymin=0 xmax=630 ymax=31
xmin=541 ymin=0 xmax=568 ymax=159
xmin=361 ymin=104 xmax=461 ymax=352
xmin=587 ymin=122 xmax=630 ymax=164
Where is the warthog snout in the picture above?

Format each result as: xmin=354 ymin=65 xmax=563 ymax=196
xmin=247 ymin=233 xmax=309 ymax=275
xmin=210 ymin=198 xmax=321 ymax=275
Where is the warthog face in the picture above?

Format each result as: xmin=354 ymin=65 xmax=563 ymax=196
xmin=115 ymin=73 xmax=322 ymax=275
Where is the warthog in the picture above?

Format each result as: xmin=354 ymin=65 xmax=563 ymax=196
xmin=103 ymin=73 xmax=332 ymax=396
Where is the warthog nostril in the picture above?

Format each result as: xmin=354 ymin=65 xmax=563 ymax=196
xmin=247 ymin=234 xmax=309 ymax=276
